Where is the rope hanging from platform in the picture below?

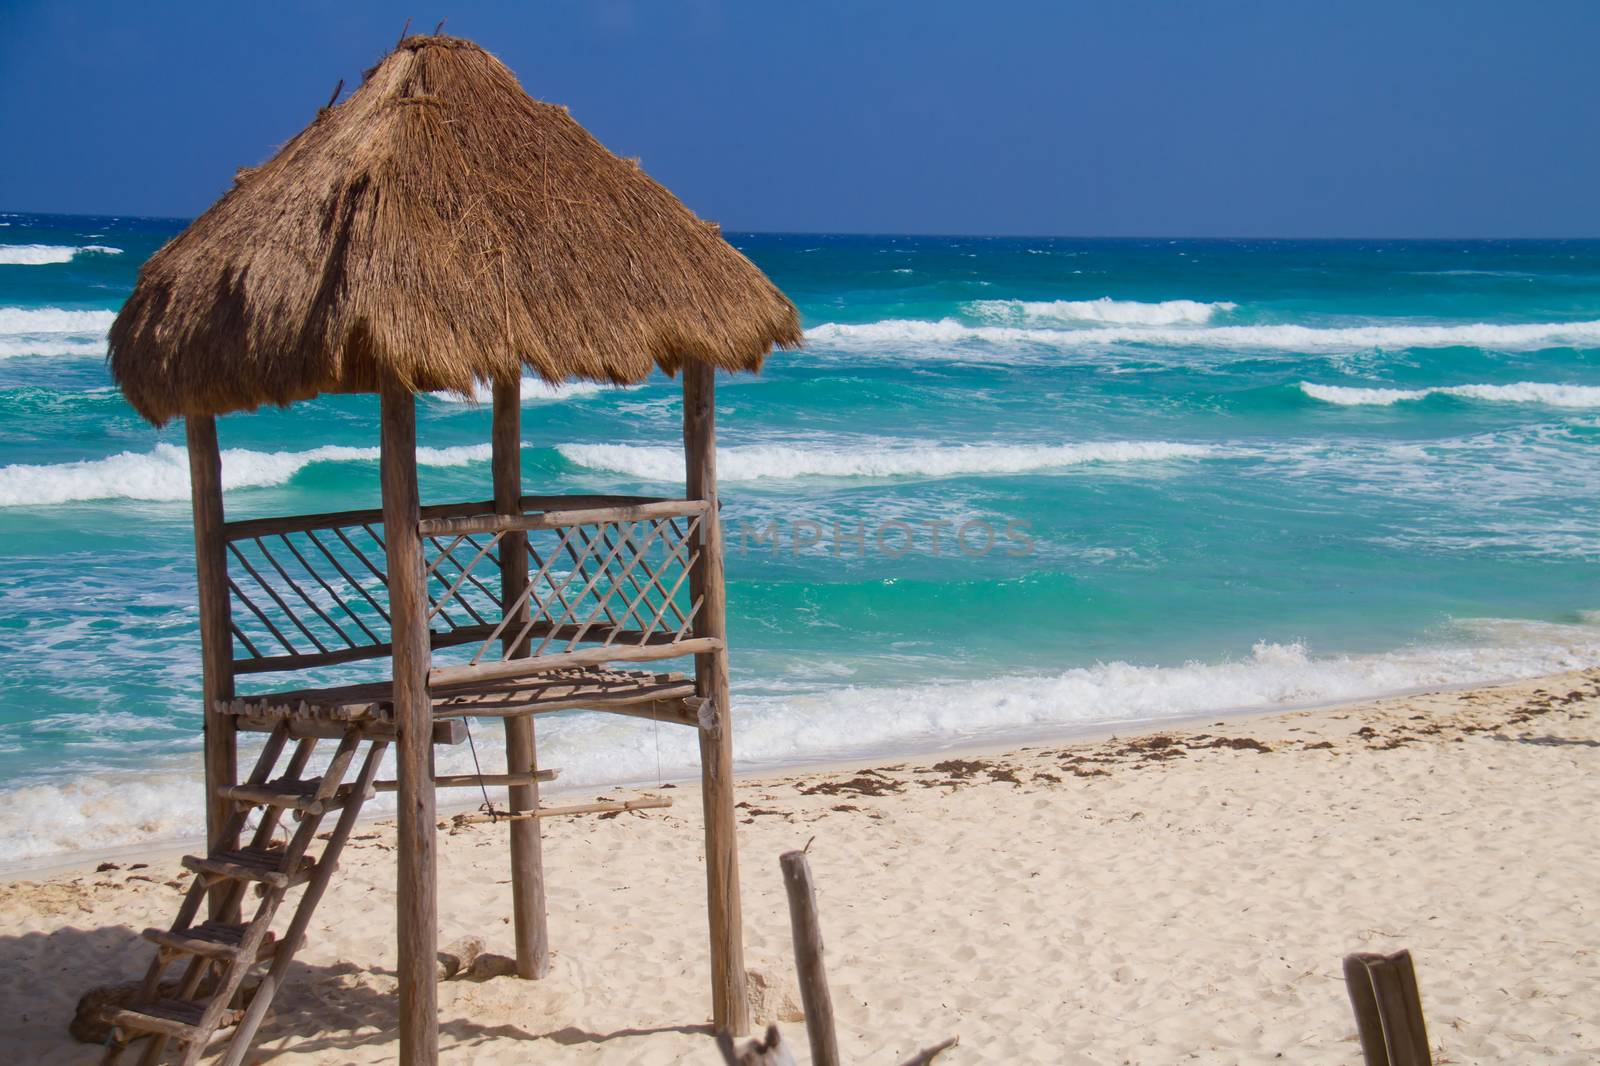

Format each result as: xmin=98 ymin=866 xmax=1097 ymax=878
xmin=461 ymin=717 xmax=505 ymax=822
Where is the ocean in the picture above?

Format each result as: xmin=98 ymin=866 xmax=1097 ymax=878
xmin=3 ymin=212 xmax=1598 ymax=867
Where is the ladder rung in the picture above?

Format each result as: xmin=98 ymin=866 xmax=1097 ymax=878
xmin=109 ymin=999 xmax=243 ymax=1041
xmin=183 ymin=847 xmax=316 ymax=889
xmin=217 ymin=780 xmax=368 ymax=815
xmin=141 ymin=921 xmax=277 ymax=962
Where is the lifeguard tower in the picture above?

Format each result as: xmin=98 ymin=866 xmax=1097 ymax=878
xmin=100 ymin=34 xmax=800 ymax=1065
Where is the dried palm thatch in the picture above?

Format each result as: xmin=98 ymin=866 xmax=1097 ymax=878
xmin=109 ymin=34 xmax=802 ymax=425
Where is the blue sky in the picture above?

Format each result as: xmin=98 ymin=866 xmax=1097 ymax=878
xmin=3 ymin=1 xmax=1597 ymax=237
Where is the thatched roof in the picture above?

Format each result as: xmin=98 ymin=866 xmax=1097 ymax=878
xmin=109 ymin=34 xmax=802 ymax=425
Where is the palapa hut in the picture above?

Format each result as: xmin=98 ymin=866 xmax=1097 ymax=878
xmin=101 ymin=33 xmax=800 ymax=1066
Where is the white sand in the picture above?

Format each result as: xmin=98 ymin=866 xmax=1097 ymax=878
xmin=4 ymin=669 xmax=1597 ymax=1064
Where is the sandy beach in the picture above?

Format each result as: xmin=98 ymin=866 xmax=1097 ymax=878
xmin=0 ymin=668 xmax=1594 ymax=1064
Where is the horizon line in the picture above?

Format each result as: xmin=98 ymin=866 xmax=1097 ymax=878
xmin=4 ymin=208 xmax=1600 ymax=244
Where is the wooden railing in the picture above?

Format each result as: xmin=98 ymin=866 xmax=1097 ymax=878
xmin=221 ymin=495 xmax=706 ymax=676
xmin=421 ymin=498 xmax=712 ymax=687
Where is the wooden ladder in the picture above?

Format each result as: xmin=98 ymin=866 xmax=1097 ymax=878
xmin=103 ymin=721 xmax=389 ymax=1066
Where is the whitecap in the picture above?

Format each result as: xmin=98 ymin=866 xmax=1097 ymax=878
xmin=805 ymin=317 xmax=1600 ymax=356
xmin=966 ymin=296 xmax=1236 ymax=327
xmin=0 ymin=305 xmax=118 ymax=359
xmin=0 ymin=244 xmax=123 ymax=265
xmin=558 ymin=439 xmax=1217 ymax=483
xmin=0 ymin=441 xmax=494 ymax=507
xmin=1301 ymin=381 xmax=1600 ymax=408
xmin=428 ymin=378 xmax=608 ymax=404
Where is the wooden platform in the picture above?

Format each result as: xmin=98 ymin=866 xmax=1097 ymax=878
xmin=221 ymin=665 xmax=700 ymax=730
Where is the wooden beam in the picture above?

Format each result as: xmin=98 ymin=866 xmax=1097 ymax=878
xmin=779 ymin=851 xmax=840 ymax=1066
xmin=684 ymin=360 xmax=750 ymax=1036
xmin=427 ymin=637 xmax=722 ymax=688
xmin=417 ymin=498 xmax=707 ymax=537
xmin=438 ymin=697 xmax=700 ymax=727
xmin=234 ymin=716 xmax=466 ymax=745
xmin=493 ymin=378 xmax=550 ymax=981
xmin=186 ymin=415 xmax=237 ymax=918
xmin=452 ymin=797 xmax=672 ymax=823
xmin=372 ymin=768 xmax=560 ymax=793
xmin=223 ymin=493 xmax=671 ymax=541
xmin=381 ymin=386 xmax=438 ymax=1066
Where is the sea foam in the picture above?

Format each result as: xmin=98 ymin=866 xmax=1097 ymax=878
xmin=1301 ymin=381 xmax=1600 ymax=408
xmin=0 ymin=441 xmax=493 ymax=507
xmin=966 ymin=297 xmax=1236 ymax=326
xmin=4 ymin=615 xmax=1597 ymax=866
xmin=429 ymin=378 xmax=608 ymax=404
xmin=0 ymin=306 xmax=118 ymax=358
xmin=805 ymin=317 xmax=1600 ymax=354
xmin=558 ymin=440 xmax=1217 ymax=483
xmin=0 ymin=244 xmax=123 ymax=266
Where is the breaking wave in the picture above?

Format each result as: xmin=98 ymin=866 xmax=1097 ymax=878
xmin=0 ymin=244 xmax=122 ymax=266
xmin=558 ymin=440 xmax=1217 ymax=483
xmin=805 ymin=317 xmax=1600 ymax=354
xmin=0 ymin=442 xmax=493 ymax=507
xmin=1300 ymin=381 xmax=1600 ymax=408
xmin=4 ymin=617 xmax=1597 ymax=865
xmin=966 ymin=297 xmax=1236 ymax=326
xmin=429 ymin=378 xmax=608 ymax=404
xmin=0 ymin=305 xmax=118 ymax=358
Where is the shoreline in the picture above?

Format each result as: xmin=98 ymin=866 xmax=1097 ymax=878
xmin=2 ymin=667 xmax=1565 ymax=884
xmin=4 ymin=666 xmax=1596 ymax=1062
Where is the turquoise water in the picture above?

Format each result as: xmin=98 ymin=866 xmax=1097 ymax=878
xmin=3 ymin=214 xmax=1599 ymax=864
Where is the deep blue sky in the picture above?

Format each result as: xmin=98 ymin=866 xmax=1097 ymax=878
xmin=3 ymin=1 xmax=1597 ymax=237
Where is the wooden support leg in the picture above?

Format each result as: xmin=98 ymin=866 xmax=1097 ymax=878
xmin=504 ymin=714 xmax=549 ymax=977
xmin=683 ymin=361 xmax=750 ymax=1036
xmin=698 ymin=658 xmax=749 ymax=1034
xmin=186 ymin=415 xmax=236 ymax=918
xmin=492 ymin=379 xmax=550 ymax=979
xmin=381 ymin=387 xmax=439 ymax=1066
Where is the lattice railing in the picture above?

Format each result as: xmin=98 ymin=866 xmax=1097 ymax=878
xmin=221 ymin=496 xmax=706 ymax=676
xmin=418 ymin=499 xmax=709 ymax=672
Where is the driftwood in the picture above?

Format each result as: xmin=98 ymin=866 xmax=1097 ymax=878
xmin=896 ymin=1036 xmax=961 ymax=1066
xmin=779 ymin=850 xmax=840 ymax=1066
xmin=435 ymin=935 xmax=486 ymax=980
xmin=451 ymin=796 xmax=671 ymax=825
xmin=723 ymin=850 xmax=957 ymax=1066
xmin=373 ymin=771 xmax=557 ymax=792
xmin=1344 ymin=949 xmax=1432 ymax=1066
xmin=716 ymin=1024 xmax=798 ymax=1066
xmin=463 ymin=953 xmax=520 ymax=982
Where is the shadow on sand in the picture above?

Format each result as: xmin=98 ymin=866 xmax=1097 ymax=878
xmin=0 ymin=922 xmax=705 ymax=1061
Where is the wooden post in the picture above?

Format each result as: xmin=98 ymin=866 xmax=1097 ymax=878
xmin=185 ymin=415 xmax=236 ymax=915
xmin=381 ymin=386 xmax=438 ymax=1065
xmin=779 ymin=851 xmax=840 ymax=1066
xmin=492 ymin=379 xmax=550 ymax=979
xmin=683 ymin=360 xmax=750 ymax=1036
xmin=1343 ymin=950 xmax=1432 ymax=1066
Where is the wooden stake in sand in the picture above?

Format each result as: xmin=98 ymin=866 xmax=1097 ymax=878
xmin=779 ymin=849 xmax=840 ymax=1066
xmin=1343 ymin=949 xmax=1432 ymax=1066
xmin=719 ymin=849 xmax=958 ymax=1066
